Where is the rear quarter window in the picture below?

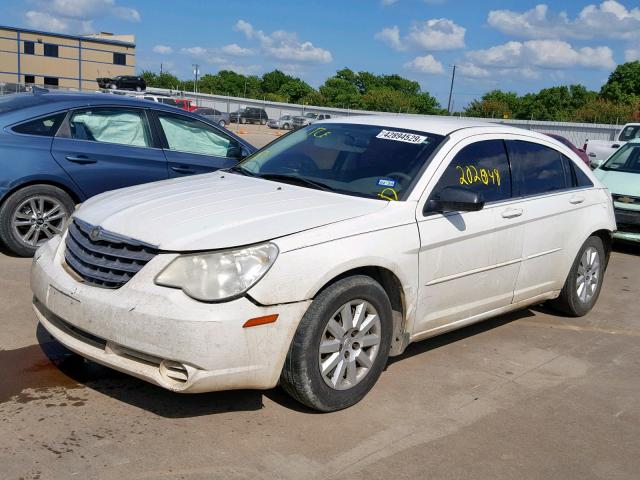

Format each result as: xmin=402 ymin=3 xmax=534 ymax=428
xmin=12 ymin=112 xmax=67 ymax=137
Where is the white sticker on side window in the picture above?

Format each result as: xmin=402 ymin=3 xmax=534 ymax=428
xmin=376 ymin=130 xmax=428 ymax=144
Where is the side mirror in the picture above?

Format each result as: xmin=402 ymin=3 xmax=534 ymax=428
xmin=424 ymin=186 xmax=485 ymax=215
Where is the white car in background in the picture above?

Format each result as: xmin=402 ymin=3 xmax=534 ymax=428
xmin=584 ymin=122 xmax=640 ymax=168
xmin=31 ymin=117 xmax=615 ymax=412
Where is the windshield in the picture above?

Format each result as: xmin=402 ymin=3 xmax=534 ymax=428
xmin=232 ymin=123 xmax=444 ymax=200
xmin=619 ymin=125 xmax=640 ymax=142
xmin=601 ymin=142 xmax=640 ymax=173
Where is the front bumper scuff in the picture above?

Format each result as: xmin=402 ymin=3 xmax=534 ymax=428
xmin=31 ymin=235 xmax=311 ymax=393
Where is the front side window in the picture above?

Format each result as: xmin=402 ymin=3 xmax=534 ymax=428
xmin=601 ymin=143 xmax=640 ymax=174
xmin=12 ymin=112 xmax=67 ymax=137
xmin=507 ymin=141 xmax=566 ymax=196
xmin=68 ymin=108 xmax=152 ymax=147
xmin=43 ymin=44 xmax=58 ymax=57
xmin=158 ymin=112 xmax=241 ymax=158
xmin=430 ymin=140 xmax=512 ymax=203
xmin=234 ymin=123 xmax=444 ymax=200
xmin=619 ymin=125 xmax=640 ymax=142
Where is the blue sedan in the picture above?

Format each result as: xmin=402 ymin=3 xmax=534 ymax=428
xmin=0 ymin=90 xmax=255 ymax=256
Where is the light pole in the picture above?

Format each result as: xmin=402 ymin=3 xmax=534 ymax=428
xmin=192 ymin=64 xmax=200 ymax=94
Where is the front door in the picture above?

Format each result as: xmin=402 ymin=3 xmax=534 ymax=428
xmin=51 ymin=107 xmax=168 ymax=198
xmin=413 ymin=137 xmax=520 ymax=337
xmin=153 ymin=111 xmax=242 ymax=177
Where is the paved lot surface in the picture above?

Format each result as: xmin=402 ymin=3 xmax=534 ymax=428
xmin=0 ymin=129 xmax=638 ymax=479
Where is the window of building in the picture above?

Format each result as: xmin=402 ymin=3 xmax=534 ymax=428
xmin=113 ymin=52 xmax=126 ymax=65
xmin=506 ymin=141 xmax=567 ymax=196
xmin=12 ymin=112 xmax=67 ymax=137
xmin=24 ymin=41 xmax=35 ymax=55
xmin=431 ymin=140 xmax=512 ymax=204
xmin=24 ymin=75 xmax=35 ymax=84
xmin=43 ymin=77 xmax=59 ymax=86
xmin=43 ymin=44 xmax=58 ymax=57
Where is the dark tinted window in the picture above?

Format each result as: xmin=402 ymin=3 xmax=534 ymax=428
xmin=12 ymin=112 xmax=66 ymax=137
xmin=506 ymin=141 xmax=566 ymax=196
xmin=113 ymin=53 xmax=126 ymax=65
xmin=619 ymin=125 xmax=640 ymax=142
xmin=431 ymin=140 xmax=512 ymax=203
xmin=43 ymin=44 xmax=58 ymax=57
xmin=44 ymin=77 xmax=59 ymax=86
xmin=561 ymin=155 xmax=594 ymax=188
xmin=574 ymin=162 xmax=594 ymax=187
xmin=24 ymin=41 xmax=34 ymax=55
xmin=24 ymin=75 xmax=35 ymax=84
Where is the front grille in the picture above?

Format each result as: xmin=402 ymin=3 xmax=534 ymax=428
xmin=64 ymin=219 xmax=158 ymax=289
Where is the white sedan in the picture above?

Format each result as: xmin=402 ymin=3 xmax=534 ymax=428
xmin=31 ymin=116 xmax=616 ymax=411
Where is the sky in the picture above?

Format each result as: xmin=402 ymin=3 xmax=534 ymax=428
xmin=2 ymin=0 xmax=640 ymax=108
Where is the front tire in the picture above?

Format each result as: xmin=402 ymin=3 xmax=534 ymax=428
xmin=549 ymin=235 xmax=606 ymax=317
xmin=240 ymin=117 xmax=246 ymax=124
xmin=0 ymin=185 xmax=74 ymax=257
xmin=218 ymin=120 xmax=227 ymax=127
xmin=280 ymin=275 xmax=393 ymax=412
xmin=282 ymin=123 xmax=290 ymax=130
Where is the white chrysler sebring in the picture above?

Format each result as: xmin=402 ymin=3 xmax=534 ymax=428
xmin=31 ymin=117 xmax=616 ymax=411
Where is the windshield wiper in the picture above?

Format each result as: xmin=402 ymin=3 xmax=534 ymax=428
xmin=258 ymin=173 xmax=336 ymax=192
xmin=226 ymin=165 xmax=258 ymax=177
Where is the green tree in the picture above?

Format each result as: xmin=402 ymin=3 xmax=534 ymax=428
xmin=278 ymin=78 xmax=314 ymax=103
xmin=319 ymin=76 xmax=362 ymax=108
xmin=141 ymin=71 xmax=181 ymax=89
xmin=465 ymin=90 xmax=521 ymax=118
xmin=601 ymin=61 xmax=640 ymax=103
xmin=261 ymin=70 xmax=292 ymax=94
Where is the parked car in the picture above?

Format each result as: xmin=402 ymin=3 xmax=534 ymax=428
xmin=97 ymin=76 xmax=146 ymax=92
xmin=31 ymin=116 xmax=615 ymax=411
xmin=193 ymin=107 xmax=230 ymax=127
xmin=584 ymin=123 xmax=640 ymax=169
xmin=593 ymin=139 xmax=640 ymax=243
xmin=267 ymin=115 xmax=294 ymax=130
xmin=139 ymin=94 xmax=180 ymax=107
xmin=544 ymin=133 xmax=589 ymax=166
xmin=0 ymin=91 xmax=255 ymax=256
xmin=229 ymin=107 xmax=268 ymax=125
xmin=173 ymin=98 xmax=197 ymax=112
xmin=292 ymin=112 xmax=332 ymax=129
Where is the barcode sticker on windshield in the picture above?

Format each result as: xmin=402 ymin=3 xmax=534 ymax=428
xmin=376 ymin=130 xmax=428 ymax=144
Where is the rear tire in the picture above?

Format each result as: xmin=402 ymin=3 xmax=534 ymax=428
xmin=280 ymin=275 xmax=393 ymax=412
xmin=240 ymin=117 xmax=246 ymax=124
xmin=0 ymin=185 xmax=74 ymax=257
xmin=260 ymin=119 xmax=267 ymax=125
xmin=549 ymin=236 xmax=606 ymax=317
xmin=282 ymin=123 xmax=290 ymax=130
xmin=218 ymin=120 xmax=227 ymax=127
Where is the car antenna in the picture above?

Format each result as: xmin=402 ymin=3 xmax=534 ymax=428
xmin=32 ymin=86 xmax=50 ymax=95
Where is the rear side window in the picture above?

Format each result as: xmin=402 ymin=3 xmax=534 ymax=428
xmin=68 ymin=108 xmax=152 ymax=147
xmin=506 ymin=141 xmax=566 ymax=196
xmin=12 ymin=112 xmax=66 ymax=137
xmin=431 ymin=140 xmax=512 ymax=203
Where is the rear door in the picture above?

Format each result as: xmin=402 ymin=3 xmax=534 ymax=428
xmin=152 ymin=110 xmax=244 ymax=176
xmin=505 ymin=139 xmax=583 ymax=301
xmin=51 ymin=106 xmax=168 ymax=198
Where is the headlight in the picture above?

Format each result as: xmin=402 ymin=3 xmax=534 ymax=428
xmin=155 ymin=243 xmax=279 ymax=302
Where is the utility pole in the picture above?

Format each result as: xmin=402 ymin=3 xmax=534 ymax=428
xmin=160 ymin=63 xmax=163 ymax=75
xmin=192 ymin=64 xmax=200 ymax=93
xmin=447 ymin=65 xmax=456 ymax=114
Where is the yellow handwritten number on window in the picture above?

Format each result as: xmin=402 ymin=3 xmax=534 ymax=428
xmin=455 ymin=165 xmax=501 ymax=187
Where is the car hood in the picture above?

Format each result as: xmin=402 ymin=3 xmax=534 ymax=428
xmin=74 ymin=172 xmax=388 ymax=251
xmin=593 ymin=168 xmax=640 ymax=197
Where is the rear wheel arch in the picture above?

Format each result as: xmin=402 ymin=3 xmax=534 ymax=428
xmin=1 ymin=179 xmax=82 ymax=208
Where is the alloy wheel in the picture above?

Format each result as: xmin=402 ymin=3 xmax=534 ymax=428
xmin=576 ymin=246 xmax=600 ymax=303
xmin=318 ymin=299 xmax=381 ymax=390
xmin=11 ymin=195 xmax=67 ymax=248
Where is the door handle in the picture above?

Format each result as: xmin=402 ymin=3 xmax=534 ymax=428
xmin=501 ymin=208 xmax=523 ymax=219
xmin=171 ymin=166 xmax=195 ymax=174
xmin=569 ymin=195 xmax=585 ymax=205
xmin=65 ymin=155 xmax=96 ymax=164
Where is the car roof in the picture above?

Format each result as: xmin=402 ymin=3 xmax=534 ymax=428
xmin=318 ymin=114 xmax=536 ymax=137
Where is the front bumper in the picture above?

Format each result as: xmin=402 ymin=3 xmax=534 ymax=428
xmin=614 ymin=206 xmax=640 ymax=242
xmin=31 ymin=236 xmax=310 ymax=393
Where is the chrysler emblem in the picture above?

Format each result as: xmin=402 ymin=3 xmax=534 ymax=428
xmin=89 ymin=227 xmax=102 ymax=241
xmin=618 ymin=196 xmax=634 ymax=204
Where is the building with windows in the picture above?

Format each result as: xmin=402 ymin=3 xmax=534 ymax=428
xmin=0 ymin=25 xmax=135 ymax=90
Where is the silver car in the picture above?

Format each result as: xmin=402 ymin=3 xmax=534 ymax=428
xmin=267 ymin=115 xmax=294 ymax=130
xmin=193 ymin=107 xmax=231 ymax=128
